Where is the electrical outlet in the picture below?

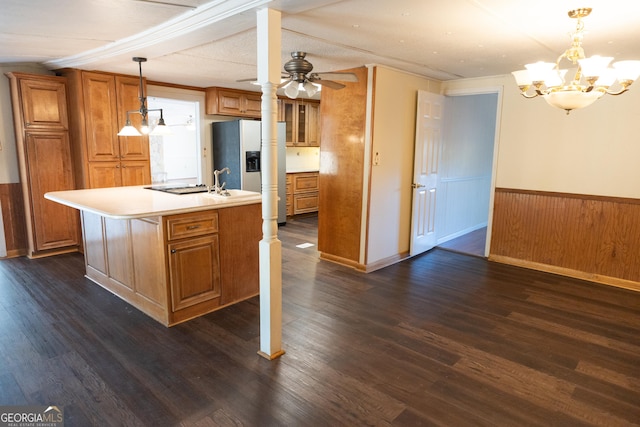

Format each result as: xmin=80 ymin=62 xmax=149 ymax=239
xmin=373 ymin=151 xmax=380 ymax=166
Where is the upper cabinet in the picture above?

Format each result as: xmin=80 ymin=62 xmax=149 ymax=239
xmin=57 ymin=69 xmax=151 ymax=189
xmin=6 ymin=72 xmax=79 ymax=258
xmin=279 ymin=98 xmax=321 ymax=147
xmin=205 ymin=87 xmax=262 ymax=118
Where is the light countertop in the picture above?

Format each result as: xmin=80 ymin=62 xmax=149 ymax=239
xmin=286 ymin=169 xmax=319 ymax=174
xmin=45 ymin=185 xmax=261 ymax=220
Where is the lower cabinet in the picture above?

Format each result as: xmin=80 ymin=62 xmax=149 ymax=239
xmin=289 ymin=172 xmax=319 ymax=215
xmin=81 ymin=204 xmax=260 ymax=326
xmin=166 ymin=210 xmax=222 ymax=320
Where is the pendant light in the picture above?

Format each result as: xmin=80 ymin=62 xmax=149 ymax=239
xmin=117 ymin=57 xmax=171 ymax=136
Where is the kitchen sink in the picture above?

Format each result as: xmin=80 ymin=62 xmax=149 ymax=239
xmin=144 ymin=184 xmax=208 ymax=195
xmin=203 ymin=189 xmax=260 ymax=199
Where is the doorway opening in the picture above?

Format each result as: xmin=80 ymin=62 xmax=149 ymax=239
xmin=435 ymin=90 xmax=500 ymax=258
xmin=147 ymin=97 xmax=201 ymax=184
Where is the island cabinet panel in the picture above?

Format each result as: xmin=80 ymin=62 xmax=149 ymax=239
xmin=103 ymin=217 xmax=134 ymax=291
xmin=77 ymin=202 xmax=260 ymax=327
xmin=218 ymin=203 xmax=261 ymax=305
xmin=82 ymin=211 xmax=169 ymax=325
xmin=130 ymin=217 xmax=167 ymax=309
xmin=82 ymin=211 xmax=107 ymax=274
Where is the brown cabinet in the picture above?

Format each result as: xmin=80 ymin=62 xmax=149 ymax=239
xmin=289 ymin=172 xmax=319 ymax=215
xmin=6 ymin=73 xmax=79 ymax=258
xmin=80 ymin=202 xmax=260 ymax=326
xmin=58 ymin=69 xmax=151 ymax=188
xmin=286 ymin=174 xmax=293 ymax=216
xmin=279 ymin=98 xmax=321 ymax=147
xmin=166 ymin=211 xmax=221 ymax=314
xmin=205 ymin=87 xmax=262 ymax=118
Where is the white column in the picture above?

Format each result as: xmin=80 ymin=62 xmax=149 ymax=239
xmin=256 ymin=8 xmax=284 ymax=360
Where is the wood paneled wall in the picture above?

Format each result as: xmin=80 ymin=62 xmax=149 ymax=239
xmin=318 ymin=67 xmax=369 ymax=268
xmin=490 ymin=188 xmax=640 ymax=291
xmin=0 ymin=183 xmax=27 ymax=257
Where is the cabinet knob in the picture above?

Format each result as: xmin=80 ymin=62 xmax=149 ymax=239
xmin=116 ymin=164 xmax=120 ymax=168
xmin=171 ymin=249 xmax=177 ymax=254
xmin=25 ymin=122 xmax=31 ymax=127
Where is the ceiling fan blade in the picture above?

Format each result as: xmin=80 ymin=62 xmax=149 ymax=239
xmin=308 ymin=78 xmax=345 ymax=90
xmin=311 ymin=72 xmax=359 ymax=82
xmin=278 ymin=77 xmax=293 ymax=88
xmin=238 ymin=73 xmax=291 ymax=84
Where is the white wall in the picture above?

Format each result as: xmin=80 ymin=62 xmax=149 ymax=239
xmin=365 ymin=66 xmax=440 ymax=265
xmin=443 ymin=75 xmax=640 ymax=199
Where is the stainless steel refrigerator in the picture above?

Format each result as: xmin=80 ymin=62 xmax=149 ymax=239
xmin=211 ymin=120 xmax=287 ymax=224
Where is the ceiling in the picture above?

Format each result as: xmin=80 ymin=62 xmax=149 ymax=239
xmin=3 ymin=0 xmax=640 ymax=92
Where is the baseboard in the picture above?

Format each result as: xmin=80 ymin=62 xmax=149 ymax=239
xmin=0 ymin=248 xmax=27 ymax=259
xmin=489 ymin=254 xmax=640 ymax=293
xmin=319 ymin=252 xmax=365 ymax=271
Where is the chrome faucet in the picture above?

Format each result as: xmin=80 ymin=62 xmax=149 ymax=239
xmin=212 ymin=167 xmax=230 ymax=194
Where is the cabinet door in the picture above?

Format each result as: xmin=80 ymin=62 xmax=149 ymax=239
xmin=88 ymin=161 xmax=122 ymax=188
xmin=296 ymin=102 xmax=307 ymax=145
xmin=115 ymin=76 xmax=150 ymax=160
xmin=168 ymin=234 xmax=221 ymax=312
xmin=19 ymin=79 xmax=69 ymax=131
xmin=305 ymin=101 xmax=321 ymax=146
xmin=121 ymin=160 xmax=151 ymax=186
xmin=25 ymin=131 xmax=79 ymax=251
xmin=82 ymin=72 xmax=120 ymax=161
xmin=281 ymin=99 xmax=297 ymax=146
xmin=243 ymin=92 xmax=263 ymax=117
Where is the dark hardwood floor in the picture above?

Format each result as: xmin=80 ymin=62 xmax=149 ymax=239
xmin=1 ymin=214 xmax=639 ymax=426
xmin=438 ymin=227 xmax=487 ymax=257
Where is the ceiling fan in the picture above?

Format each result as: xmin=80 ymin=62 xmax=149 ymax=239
xmin=240 ymin=51 xmax=359 ymax=98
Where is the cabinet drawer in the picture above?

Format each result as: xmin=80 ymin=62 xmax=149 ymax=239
xmin=166 ymin=211 xmax=219 ymax=241
xmin=294 ymin=192 xmax=319 ymax=214
xmin=293 ymin=173 xmax=319 ymax=192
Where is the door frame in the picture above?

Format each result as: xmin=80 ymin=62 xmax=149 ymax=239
xmin=442 ymin=86 xmax=503 ymax=257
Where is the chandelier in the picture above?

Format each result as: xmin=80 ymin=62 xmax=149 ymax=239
xmin=117 ymin=57 xmax=171 ymax=136
xmin=512 ymin=8 xmax=640 ymax=114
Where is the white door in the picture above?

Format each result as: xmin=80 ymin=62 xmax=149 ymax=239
xmin=410 ymin=90 xmax=444 ymax=256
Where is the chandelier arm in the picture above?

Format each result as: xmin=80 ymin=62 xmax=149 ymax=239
xmin=605 ymin=87 xmax=630 ymax=96
xmin=520 ymin=92 xmax=539 ymax=99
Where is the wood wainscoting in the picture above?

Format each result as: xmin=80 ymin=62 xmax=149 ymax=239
xmin=490 ymin=188 xmax=640 ymax=292
xmin=0 ymin=183 xmax=27 ymax=257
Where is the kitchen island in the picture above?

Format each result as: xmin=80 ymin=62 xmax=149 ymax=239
xmin=45 ymin=185 xmax=262 ymax=326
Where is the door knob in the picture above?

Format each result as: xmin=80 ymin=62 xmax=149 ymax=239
xmin=412 ymin=183 xmax=425 ymax=188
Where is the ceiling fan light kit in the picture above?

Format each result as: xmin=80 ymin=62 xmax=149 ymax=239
xmin=240 ymin=51 xmax=358 ymax=99
xmin=117 ymin=57 xmax=172 ymax=136
xmin=512 ymin=7 xmax=640 ymax=114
